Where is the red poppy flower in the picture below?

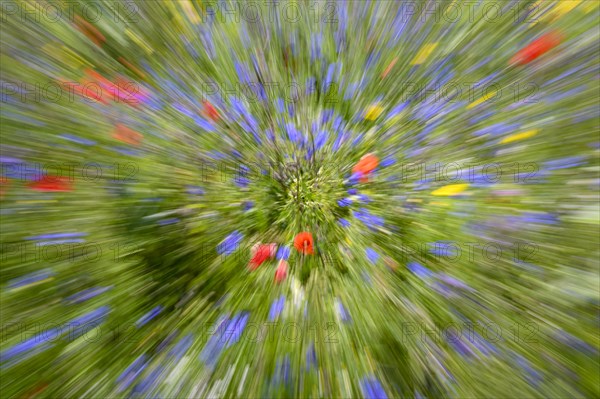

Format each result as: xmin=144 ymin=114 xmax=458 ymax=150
xmin=202 ymin=101 xmax=219 ymax=121
xmin=113 ymin=124 xmax=143 ymax=146
xmin=22 ymin=382 xmax=49 ymax=399
xmin=74 ymin=16 xmax=105 ymax=47
xmin=85 ymin=69 xmax=113 ymax=89
xmin=510 ymin=31 xmax=562 ymax=65
xmin=0 ymin=177 xmax=9 ymax=198
xmin=77 ymin=79 xmax=110 ymax=105
xmin=275 ymin=260 xmax=288 ymax=283
xmin=28 ymin=176 xmax=73 ymax=192
xmin=58 ymin=75 xmax=109 ymax=105
xmin=294 ymin=232 xmax=314 ymax=255
xmin=117 ymin=57 xmax=147 ymax=80
xmin=352 ymin=153 xmax=379 ymax=182
xmin=382 ymin=57 xmax=398 ymax=78
xmin=249 ymin=243 xmax=277 ymax=271
xmin=111 ymin=76 xmax=147 ymax=107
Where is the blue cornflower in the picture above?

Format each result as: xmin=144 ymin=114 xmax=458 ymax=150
xmin=324 ymin=64 xmax=336 ymax=89
xmin=234 ymin=61 xmax=250 ymax=83
xmin=514 ymin=354 xmax=543 ymax=386
xmin=1 ymin=328 xmax=60 ymax=361
xmin=520 ymin=212 xmax=558 ymax=225
xmin=230 ymin=96 xmax=247 ymax=117
xmin=218 ymin=231 xmax=243 ymax=256
xmin=65 ymin=286 xmax=113 ymax=304
xmin=67 ymin=306 xmax=111 ymax=340
xmin=344 ymin=82 xmax=358 ymax=100
xmin=69 ymin=306 xmax=110 ymax=326
xmin=268 ymin=295 xmax=285 ymax=321
xmin=8 ymin=269 xmax=56 ymax=289
xmin=225 ymin=311 xmax=249 ymax=347
xmin=26 ymin=232 xmax=87 ymax=240
xmin=265 ymin=128 xmax=275 ymax=142
xmin=352 ymin=133 xmax=363 ymax=147
xmin=275 ymin=98 xmax=285 ymax=113
xmin=306 ymin=342 xmax=317 ymax=370
xmin=555 ymin=330 xmax=598 ymax=354
xmin=428 ymin=242 xmax=459 ymax=257
xmin=332 ymin=116 xmax=344 ymax=132
xmin=357 ymin=194 xmax=372 ymax=203
xmin=158 ymin=218 xmax=180 ymax=226
xmin=386 ymin=103 xmax=408 ymax=119
xmin=335 ymin=297 xmax=351 ymax=322
xmin=277 ymin=246 xmax=291 ymax=260
xmin=407 ymin=262 xmax=434 ymax=279
xmin=306 ymin=77 xmax=317 ymax=95
xmin=117 ymin=354 xmax=147 ymax=383
xmin=333 ymin=130 xmax=346 ymax=151
xmin=353 ymin=208 xmax=384 ymax=229
xmin=449 ymin=335 xmax=473 ymax=357
xmin=173 ymin=103 xmax=195 ymax=118
xmin=132 ymin=365 xmax=164 ymax=394
xmin=380 ymin=157 xmax=396 ymax=167
xmin=287 ymin=123 xmax=300 ymax=142
xmin=348 ymin=171 xmax=363 ymax=185
xmin=116 ymin=355 xmax=148 ymax=392
xmin=274 ymin=355 xmax=291 ymax=386
xmin=168 ymin=334 xmax=193 ymax=361
xmin=321 ymin=109 xmax=334 ymax=124
xmin=338 ymin=198 xmax=353 ymax=207
xmin=366 ymin=248 xmax=380 ymax=264
xmin=315 ymin=129 xmax=328 ymax=150
xmin=199 ymin=316 xmax=229 ymax=366
xmin=231 ymin=148 xmax=244 ymax=160
xmin=186 ymin=185 xmax=205 ymax=195
xmin=338 ymin=218 xmax=351 ymax=228
xmin=36 ymin=239 xmax=85 ymax=246
xmin=193 ymin=115 xmax=215 ymax=132
xmin=234 ymin=176 xmax=250 ymax=188
xmin=59 ymin=134 xmax=96 ymax=146
xmin=311 ymin=33 xmax=322 ymax=62
xmin=136 ymin=306 xmax=163 ymax=328
xmin=360 ymin=377 xmax=387 ymax=399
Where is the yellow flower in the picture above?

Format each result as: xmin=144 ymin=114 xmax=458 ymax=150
xmin=126 ymin=29 xmax=154 ymax=55
xmin=467 ymin=95 xmax=490 ymax=110
xmin=543 ymin=0 xmax=582 ymax=21
xmin=411 ymin=43 xmax=438 ymax=65
xmin=432 ymin=184 xmax=469 ymax=196
xmin=365 ymin=104 xmax=384 ymax=120
xmin=500 ymin=129 xmax=539 ymax=144
xmin=182 ymin=1 xmax=201 ymax=24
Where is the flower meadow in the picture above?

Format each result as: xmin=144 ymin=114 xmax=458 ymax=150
xmin=1 ymin=1 xmax=599 ymax=398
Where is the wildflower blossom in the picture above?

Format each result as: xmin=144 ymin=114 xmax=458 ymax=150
xmin=352 ymin=154 xmax=379 ymax=182
xmin=275 ymin=260 xmax=288 ymax=283
xmin=276 ymin=246 xmax=291 ymax=260
xmin=268 ymin=295 xmax=285 ymax=321
xmin=218 ymin=231 xmax=244 ymax=256
xmin=511 ymin=32 xmax=562 ymax=65
xmin=366 ymin=248 xmax=380 ymax=264
xmin=249 ymin=243 xmax=277 ymax=271
xmin=28 ymin=176 xmax=73 ymax=192
xmin=294 ymin=232 xmax=314 ymax=255
xmin=113 ymin=124 xmax=143 ymax=146
xmin=202 ymin=100 xmax=219 ymax=121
